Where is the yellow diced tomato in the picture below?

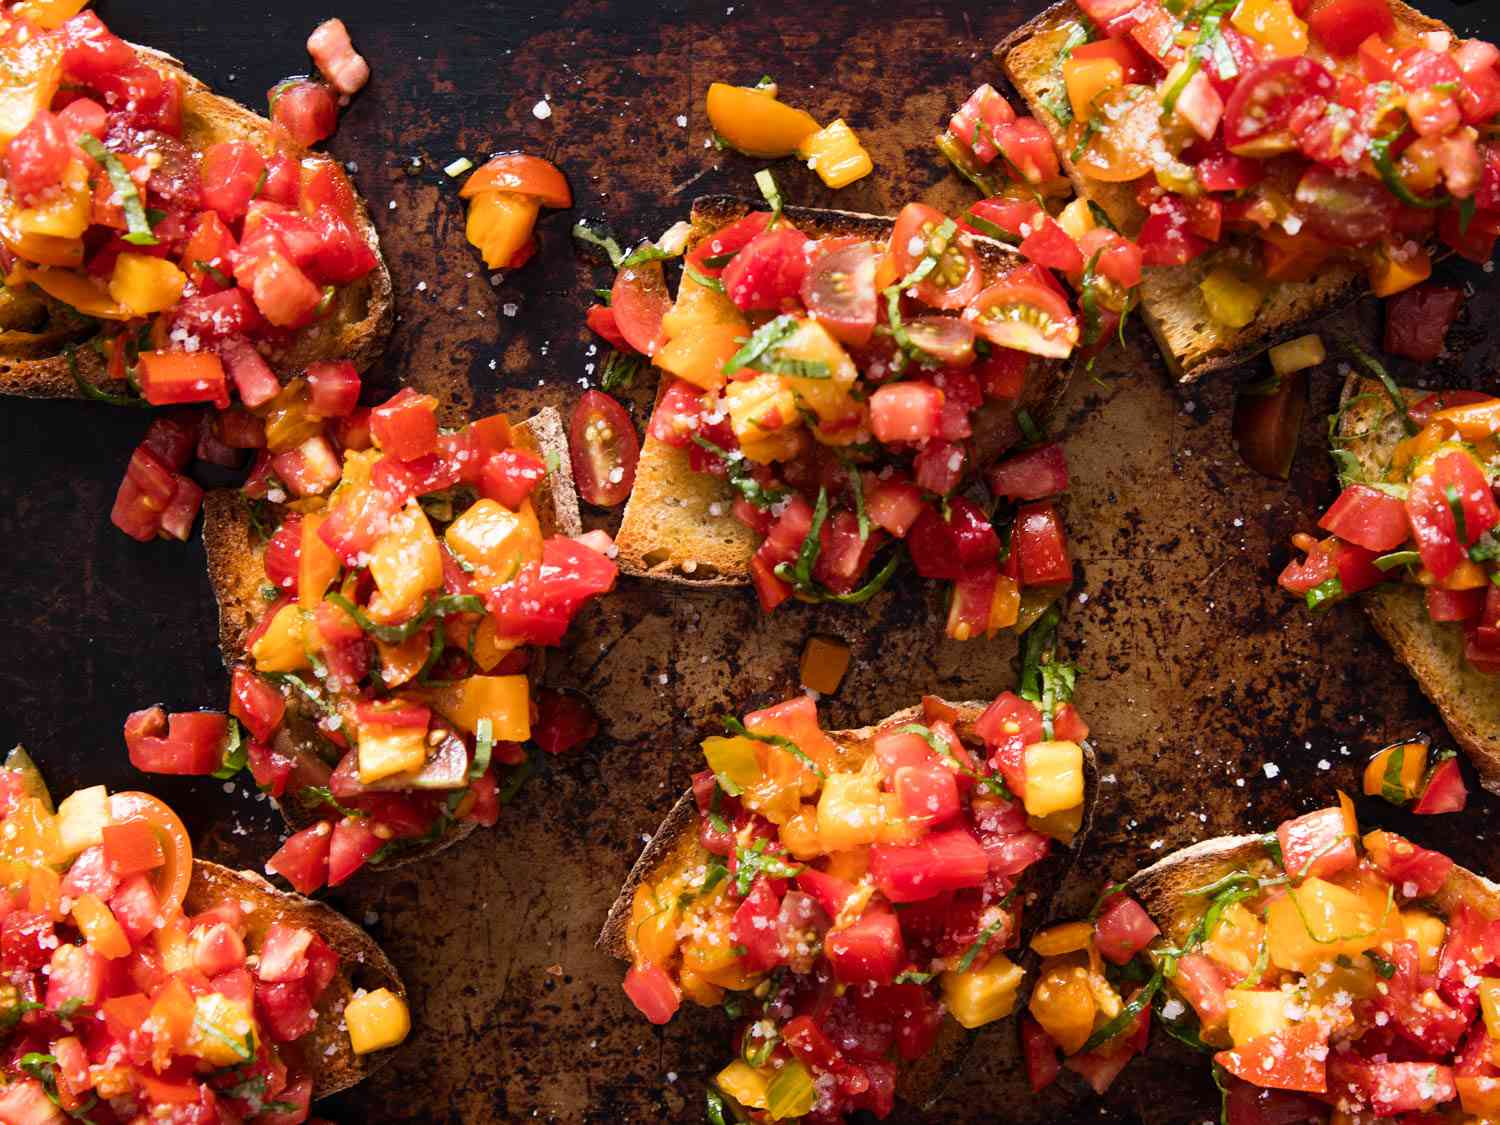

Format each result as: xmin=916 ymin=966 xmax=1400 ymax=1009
xmin=107 ymin=253 xmax=187 ymax=316
xmin=799 ymin=635 xmax=850 ymax=695
xmin=987 ymin=575 xmax=1021 ymax=634
xmin=942 ymin=954 xmax=1026 ymax=1032
xmin=298 ymin=513 xmax=341 ymax=610
xmin=681 ymin=915 xmax=758 ymax=990
xmin=1370 ymin=245 xmax=1432 ymax=297
xmin=0 ymin=797 xmax=62 ymax=867
xmin=774 ymin=319 xmax=860 ymax=435
xmin=468 ymin=614 xmax=523 ymax=672
xmin=823 ymin=848 xmax=869 ymax=885
xmin=1200 ymin=267 xmax=1265 ymax=329
xmin=1230 ymin=0 xmax=1308 ymax=57
xmin=373 ymin=633 xmax=430 ymax=689
xmin=1265 ymin=877 xmax=1399 ymax=972
xmin=796 ymin=119 xmax=872 ymax=189
xmin=1202 ymin=902 xmax=1265 ymax=983
xmin=465 ymin=190 xmax=539 ymax=270
xmin=1362 ymin=743 xmax=1428 ymax=803
xmin=13 ymin=0 xmax=89 ymax=28
xmin=0 ymin=33 xmax=62 ymax=145
xmin=15 ymin=160 xmax=89 ymax=238
xmin=705 ymin=82 xmax=820 ymax=158
xmin=251 ymin=603 xmax=311 ymax=673
xmin=186 ymin=993 xmax=258 ymax=1067
xmin=1030 ymin=922 xmax=1094 ymax=958
xmin=1028 ymin=959 xmax=1097 ymax=1054
xmin=1063 ymin=57 xmax=1124 ymax=123
xmin=368 ymin=502 xmax=443 ymax=619
xmin=1057 ymin=198 xmax=1097 ymax=242
xmin=12 ymin=262 xmax=123 ymax=316
xmin=778 ymin=806 xmax=822 ymax=861
xmin=148 ymin=978 xmax=195 ymax=1060
xmin=71 ymin=893 xmax=130 ymax=959
xmin=55 ymin=784 xmax=108 ymax=860
xmin=430 ymin=675 xmax=531 ymax=742
xmin=655 ymin=322 xmax=744 ymax=393
xmin=28 ymin=865 xmax=60 ymax=919
xmin=1481 ymin=978 xmax=1500 ymax=1043
xmin=443 ymin=498 xmax=541 ymax=591
xmin=1268 ymin=334 xmax=1325 ymax=376
xmin=1022 ymin=741 xmax=1084 ymax=818
xmin=627 ymin=883 xmax=680 ymax=967
xmin=1400 ymin=909 xmax=1446 ymax=974
xmin=701 ymin=735 xmax=764 ymax=795
xmin=725 ymin=374 xmax=804 ymax=463
xmin=357 ymin=723 xmax=429 ymax=784
xmin=1431 ymin=398 xmax=1500 ymax=442
xmin=815 ymin=771 xmax=885 ymax=852
xmin=1458 ymin=1076 xmax=1500 ymax=1117
xmin=679 ymin=968 xmax=724 ymax=1007
xmin=765 ymin=1058 xmax=816 ymax=1120
xmin=715 ymin=1059 xmax=770 ymax=1110
xmin=1226 ymin=989 xmax=1290 ymax=1046
xmin=345 ymin=988 xmax=411 ymax=1054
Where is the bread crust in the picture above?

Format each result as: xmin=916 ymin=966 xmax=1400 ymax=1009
xmin=1333 ymin=376 xmax=1500 ymax=794
xmin=597 ymin=698 xmax=1099 ymax=1112
xmin=200 ymin=407 xmax=582 ymax=866
xmin=0 ymin=42 xmax=393 ymax=399
xmin=186 ymin=859 xmax=405 ymax=1099
xmin=998 ymin=1 xmax=1448 ymax=383
xmin=612 ymin=195 xmax=1074 ymax=585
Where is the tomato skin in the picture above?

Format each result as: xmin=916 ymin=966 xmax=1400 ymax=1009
xmin=584 ymin=304 xmax=632 ymax=352
xmin=610 ymin=259 xmax=671 ymax=355
xmin=1307 ymin=0 xmax=1394 ymax=56
xmin=460 ymin=153 xmax=572 ymax=209
xmin=1318 ymin=484 xmax=1409 ymax=552
xmin=721 ymin=226 xmax=812 ymax=311
xmin=1276 ymin=806 xmax=1356 ymax=880
xmin=907 ymin=500 xmax=998 ymax=581
xmin=265 ymin=823 xmax=331 ymax=894
xmin=485 ymin=537 xmax=617 ymax=646
xmin=1384 ymin=283 xmax=1463 ymax=363
xmin=1427 ymin=586 xmax=1484 ymax=623
xmin=327 ymin=818 xmax=382 ymax=886
xmin=269 ymin=78 xmax=338 ymax=147
xmin=1013 ymin=501 xmax=1070 ymax=587
xmin=1413 ymin=756 xmax=1468 ymax=814
xmin=569 ymin=390 xmax=640 ymax=507
xmin=622 ymin=963 xmax=680 ymax=1025
xmin=824 ymin=907 xmax=905 ymax=986
xmin=1223 ymin=57 xmax=1337 ymax=157
xmin=230 ymin=666 xmax=286 ymax=744
xmin=1234 ymin=371 xmax=1307 ymax=481
xmin=646 ymin=379 xmax=704 ymax=448
xmin=685 ymin=212 xmax=772 ymax=276
xmin=730 ymin=876 xmax=784 ymax=971
xmin=1137 ymin=195 xmax=1212 ymax=265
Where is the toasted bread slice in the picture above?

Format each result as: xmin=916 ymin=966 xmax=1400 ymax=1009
xmin=201 ymin=407 xmax=581 ymax=863
xmin=185 ymin=859 xmax=405 ymax=1098
xmin=1333 ymin=376 xmax=1500 ymax=793
xmin=613 ymin=195 xmax=1075 ymax=585
xmin=999 ymin=2 xmax=1447 ymax=383
xmin=598 ymin=699 xmax=1100 ymax=1112
xmin=1128 ymin=831 xmax=1500 ymax=948
xmin=0 ymin=42 xmax=393 ymax=400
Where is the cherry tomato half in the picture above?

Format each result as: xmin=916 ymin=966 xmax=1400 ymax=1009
xmin=610 ymin=258 xmax=672 ymax=356
xmin=569 ymin=390 xmax=640 ymax=507
xmin=905 ymin=316 xmax=976 ymax=367
xmin=967 ymin=280 xmax=1080 ymax=359
xmin=1222 ymin=58 xmax=1336 ymax=158
xmin=890 ymin=203 xmax=983 ymax=310
xmin=108 ymin=791 xmax=193 ymax=922
xmin=800 ymin=240 xmax=879 ymax=346
xmin=460 ymin=153 xmax=572 ymax=209
xmin=1293 ymin=164 xmax=1397 ymax=246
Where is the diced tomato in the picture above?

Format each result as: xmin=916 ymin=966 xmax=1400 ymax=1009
xmin=646 ymin=379 xmax=705 ymax=449
xmin=1276 ymin=806 xmax=1356 ymax=881
xmin=480 ymin=447 xmax=546 ymax=510
xmin=825 ymin=907 xmax=905 ymax=985
xmin=305 ymin=203 xmax=378 ymax=284
xmin=1022 ymin=1013 xmax=1063 ymax=1092
xmin=200 ymin=141 xmax=267 ymax=222
xmin=1439 ymin=903 xmax=1500 ymax=1011
xmin=1327 ymin=1056 xmax=1453 ymax=1116
xmin=622 ymin=963 xmax=680 ymax=1025
xmin=124 ymin=708 xmax=230 ymax=775
xmin=486 ymin=538 xmax=617 ymax=646
xmin=869 ymin=382 xmax=944 ymax=444
xmin=795 ymin=869 xmax=857 ymax=922
xmin=369 ymin=387 xmax=439 ymax=461
xmin=1019 ymin=217 xmax=1083 ymax=273
xmin=1066 ymin=1000 xmax=1149 ymax=1094
xmin=1013 ymin=501 xmax=1070 ymax=587
xmin=864 ymin=476 xmax=925 ymax=538
xmin=987 ymin=443 xmax=1069 ymax=501
xmin=58 ymin=12 xmax=134 ymax=82
xmin=101 ymin=818 xmax=164 ymax=877
xmin=45 ymin=944 xmax=102 ymax=1011
xmin=1093 ymin=896 xmax=1160 ymax=965
xmin=238 ymin=248 xmax=323 ymax=328
xmin=1385 ymin=283 xmax=1464 ymax=363
xmin=1175 ymin=952 xmax=1230 ymax=1030
xmin=1218 ymin=1023 xmax=1330 ymax=1094
xmin=107 ymin=875 xmax=159 ymax=945
xmin=1307 ymin=0 xmax=1394 ymax=56
xmin=869 ymin=828 xmax=989 ymax=903
xmin=532 ymin=689 xmax=599 ymax=756
xmin=1413 ymin=756 xmax=1468 ymax=815
xmin=1318 ymin=484 xmax=1409 ymax=552
xmin=1222 ymin=57 xmax=1338 ymax=157
xmin=265 ymin=823 xmax=331 ymax=894
xmin=721 ymin=227 xmax=812 ymax=311
xmin=172 ymin=290 xmax=265 ymax=349
xmin=305 ymin=360 xmax=361 ymax=418
xmin=893 ymin=763 xmax=961 ymax=827
xmin=258 ymin=151 xmax=300 ymax=205
xmin=730 ymin=877 xmax=784 ymax=972
xmin=6 ymin=110 xmax=70 ymax=204
xmin=256 ymin=977 xmax=317 ymax=1042
xmin=1137 ymin=195 xmax=1211 ymax=266
xmin=611 ymin=259 xmax=671 ymax=356
xmin=949 ymin=83 xmax=1017 ymax=164
xmin=270 ymin=78 xmax=338 ymax=147
xmin=906 ymin=500 xmax=999 ymax=581
xmin=1365 ymin=829 xmax=1454 ymax=896
xmin=1428 ymin=586 xmax=1485 ymax=623
xmin=138 ymin=351 xmax=229 ymax=409
xmin=685 ymin=212 xmax=772 ymax=277
xmin=995 ymin=118 xmax=1061 ymax=185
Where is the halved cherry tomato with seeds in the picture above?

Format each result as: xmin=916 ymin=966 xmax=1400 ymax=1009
xmin=967 ymin=280 xmax=1079 ymax=359
xmin=569 ymin=390 xmax=640 ymax=507
xmin=890 ymin=203 xmax=983 ymax=310
xmin=800 ymin=240 xmax=878 ymax=345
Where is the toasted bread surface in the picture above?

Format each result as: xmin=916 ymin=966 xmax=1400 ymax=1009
xmin=186 ymin=859 xmax=405 ymax=1099
xmin=201 ymin=406 xmax=580 ymax=861
xmin=1334 ymin=377 xmax=1500 ymax=794
xmin=612 ymin=196 xmax=1074 ymax=585
xmin=0 ymin=43 xmax=392 ymax=400
xmin=598 ymin=698 xmax=1098 ymax=1111
xmin=999 ymin=2 xmax=1445 ymax=383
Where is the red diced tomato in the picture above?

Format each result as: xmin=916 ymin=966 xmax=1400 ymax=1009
xmin=138 ymin=351 xmax=229 ymax=409
xmin=1413 ymin=756 xmax=1468 ymax=815
xmin=1175 ymin=952 xmax=1229 ymax=1030
xmin=622 ymin=963 xmax=680 ymax=1025
xmin=869 ymin=383 xmax=944 ymax=444
xmin=200 ymin=141 xmax=267 ymax=222
xmin=6 ymin=111 xmax=70 ymax=204
xmin=949 ymin=84 xmax=1017 ymax=164
xmin=731 ymin=877 xmax=784 ymax=972
xmin=1093 ymin=896 xmax=1160 ymax=965
xmin=865 ymin=476 xmax=925 ymax=538
xmin=869 ymin=828 xmax=989 ymax=903
xmin=1307 ymin=0 xmax=1394 ymax=56
xmin=1019 ymin=217 xmax=1084 ymax=273
xmin=721 ymin=227 xmax=812 ymax=311
xmin=987 ymin=443 xmax=1069 ymax=501
xmin=893 ymin=763 xmax=961 ymax=826
xmin=123 ymin=708 xmax=230 ymax=775
xmin=306 ymin=360 xmax=361 ymax=418
xmin=1013 ymin=501 xmax=1071 ymax=586
xmin=265 ymin=823 xmax=331 ymax=894
xmin=824 ymin=907 xmax=905 ymax=985
xmin=1385 ymin=283 xmax=1464 ymax=363
xmin=913 ymin=438 xmax=966 ymax=495
xmin=1318 ymin=484 xmax=1410 ymax=552
xmin=107 ymin=875 xmax=159 ymax=945
xmin=1276 ymin=806 xmax=1356 ymax=881
xmin=371 ymin=387 xmax=439 ymax=462
xmin=45 ymin=944 xmax=102 ymax=1011
xmin=1326 ymin=1056 xmax=1453 ymax=1116
xmin=1022 ymin=1013 xmax=1062 ymax=1092
xmin=270 ymin=79 xmax=338 ymax=147
xmin=230 ymin=666 xmax=286 ymax=744
xmin=479 ymin=447 xmax=547 ymax=509
xmin=101 ymin=819 xmax=164 ymax=877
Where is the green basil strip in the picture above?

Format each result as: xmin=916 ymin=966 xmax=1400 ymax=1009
xmin=755 ymin=168 xmax=783 ymax=222
xmin=1016 ymin=408 xmax=1043 ymax=446
xmin=845 ymin=459 xmax=870 ymax=543
xmin=1019 ymin=603 xmax=1062 ymax=705
xmin=571 ymin=220 xmax=627 ymax=268
xmin=1344 ymin=338 xmax=1417 ymax=435
xmin=497 ymin=747 xmax=540 ymax=806
xmin=1369 ymin=132 xmax=1450 ymax=210
xmin=720 ymin=715 xmax=825 ymax=778
xmin=1088 ymin=882 xmax=1129 ymax=921
xmin=618 ymin=242 xmax=680 ymax=269
xmin=724 ymin=314 xmax=800 ymax=375
xmin=68 ymin=348 xmax=148 ymax=407
xmin=211 ymin=720 xmax=247 ymax=780
xmin=757 ymin=354 xmax=831 ymax=379
xmin=1379 ymin=742 xmax=1409 ymax=805
xmin=471 ymin=717 xmax=494 ymax=780
xmin=296 ymin=785 xmax=367 ymax=819
xmin=326 ymin=591 xmax=485 ymax=645
xmin=1445 ymin=484 xmax=1471 ymax=545
xmin=792 ymin=487 xmax=829 ymax=589
xmin=955 ymin=916 xmax=1008 ymax=973
xmin=1080 ymin=249 xmax=1105 ymax=347
xmin=690 ymin=435 xmax=787 ymax=510
xmin=962 ymin=210 xmax=1019 ymax=245
xmin=1305 ymin=575 xmax=1344 ymax=612
xmin=1374 ymin=549 xmax=1421 ymax=572
xmin=706 ymin=1088 xmax=732 ymax=1125
xmin=1080 ymin=970 xmax=1162 ymax=1054
xmin=814 ymin=550 xmax=901 ymax=605
xmin=935 ymin=131 xmax=1004 ymax=198
xmin=78 ymin=133 xmax=157 ymax=246
xmin=682 ymin=262 xmax=725 ymax=292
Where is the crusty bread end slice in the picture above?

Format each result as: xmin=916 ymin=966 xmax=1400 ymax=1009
xmin=999 ymin=2 xmax=1446 ymax=383
xmin=1334 ymin=376 xmax=1500 ymax=794
xmin=612 ymin=196 xmax=1074 ymax=586
xmin=200 ymin=406 xmax=581 ymax=863
xmin=185 ymin=859 xmax=405 ymax=1099
xmin=0 ymin=43 xmax=393 ymax=399
xmin=598 ymin=698 xmax=1099 ymax=1111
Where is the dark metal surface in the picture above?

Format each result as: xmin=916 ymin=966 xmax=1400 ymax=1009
xmin=1 ymin=1 xmax=1498 ymax=1121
